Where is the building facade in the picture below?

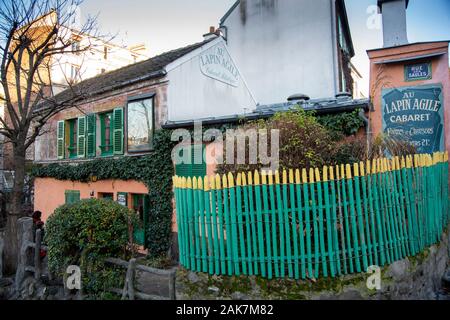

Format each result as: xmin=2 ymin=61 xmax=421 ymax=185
xmin=0 ymin=11 xmax=149 ymax=186
xmin=220 ymin=0 xmax=355 ymax=105
xmin=33 ymin=37 xmax=256 ymax=248
xmin=368 ymin=0 xmax=449 ymax=157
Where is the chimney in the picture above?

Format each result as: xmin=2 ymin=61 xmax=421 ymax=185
xmin=378 ymin=0 xmax=409 ymax=47
xmin=203 ymin=26 xmax=219 ymax=41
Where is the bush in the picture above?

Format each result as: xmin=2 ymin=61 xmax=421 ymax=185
xmin=45 ymin=198 xmax=138 ymax=298
xmin=330 ymin=134 xmax=417 ymax=166
xmin=217 ymin=108 xmax=335 ymax=175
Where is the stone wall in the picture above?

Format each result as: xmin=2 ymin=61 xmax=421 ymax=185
xmin=176 ymin=226 xmax=450 ymax=300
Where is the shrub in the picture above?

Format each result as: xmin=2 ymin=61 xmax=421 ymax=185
xmin=45 ymin=198 xmax=138 ymax=298
xmin=330 ymin=134 xmax=417 ymax=166
xmin=216 ymin=108 xmax=335 ymax=175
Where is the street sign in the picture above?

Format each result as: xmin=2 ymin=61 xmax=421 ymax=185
xmin=405 ymin=62 xmax=432 ymax=81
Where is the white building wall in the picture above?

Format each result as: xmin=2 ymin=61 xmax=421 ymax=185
xmin=166 ymin=38 xmax=257 ymax=122
xmin=221 ymin=0 xmax=338 ymax=105
xmin=50 ymin=28 xmax=148 ymax=94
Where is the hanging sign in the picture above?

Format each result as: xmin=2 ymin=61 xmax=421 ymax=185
xmin=382 ymin=84 xmax=444 ymax=154
xmin=200 ymin=42 xmax=240 ymax=87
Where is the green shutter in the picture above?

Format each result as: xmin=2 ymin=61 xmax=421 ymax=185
xmin=57 ymin=120 xmax=65 ymax=159
xmin=65 ymin=190 xmax=80 ymax=204
xmin=86 ymin=114 xmax=96 ymax=158
xmin=175 ymin=144 xmax=206 ymax=178
xmin=191 ymin=144 xmax=206 ymax=177
xmin=113 ymin=107 xmax=124 ymax=155
xmin=77 ymin=116 xmax=86 ymax=158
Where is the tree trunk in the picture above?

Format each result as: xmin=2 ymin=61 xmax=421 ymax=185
xmin=3 ymin=144 xmax=27 ymax=274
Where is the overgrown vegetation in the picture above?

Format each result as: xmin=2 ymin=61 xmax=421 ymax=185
xmin=34 ymin=130 xmax=176 ymax=258
xmin=217 ymin=108 xmax=415 ymax=175
xmin=45 ymin=198 xmax=137 ymax=299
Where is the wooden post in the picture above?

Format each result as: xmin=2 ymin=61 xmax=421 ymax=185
xmin=34 ymin=229 xmax=42 ymax=281
xmin=122 ymin=258 xmax=136 ymax=300
xmin=168 ymin=270 xmax=176 ymax=300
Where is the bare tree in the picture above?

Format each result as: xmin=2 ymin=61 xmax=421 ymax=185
xmin=0 ymin=0 xmax=103 ymax=273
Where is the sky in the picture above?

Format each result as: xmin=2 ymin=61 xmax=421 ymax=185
xmin=80 ymin=0 xmax=450 ymax=96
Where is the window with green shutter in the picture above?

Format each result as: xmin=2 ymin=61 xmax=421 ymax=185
xmin=175 ymin=144 xmax=206 ymax=178
xmin=100 ymin=112 xmax=114 ymax=156
xmin=86 ymin=114 xmax=97 ymax=158
xmin=113 ymin=107 xmax=124 ymax=155
xmin=77 ymin=116 xmax=86 ymax=158
xmin=65 ymin=190 xmax=80 ymax=204
xmin=67 ymin=119 xmax=78 ymax=159
xmin=57 ymin=120 xmax=65 ymax=159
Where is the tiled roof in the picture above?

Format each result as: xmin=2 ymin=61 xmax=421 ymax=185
xmin=37 ymin=39 xmax=214 ymax=109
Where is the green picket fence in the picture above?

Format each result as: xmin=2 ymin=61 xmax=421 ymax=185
xmin=173 ymin=152 xmax=450 ymax=279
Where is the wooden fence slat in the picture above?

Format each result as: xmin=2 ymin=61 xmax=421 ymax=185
xmin=242 ymin=174 xmax=253 ymax=276
xmin=302 ymin=169 xmax=313 ymax=278
xmin=254 ymin=171 xmax=266 ymax=277
xmin=275 ymin=171 xmax=286 ymax=277
xmin=197 ymin=178 xmax=208 ymax=273
xmin=215 ymin=175 xmax=226 ymax=274
xmin=346 ymin=164 xmax=361 ymax=273
xmin=315 ymin=168 xmax=328 ymax=277
xmin=289 ymin=169 xmax=300 ymax=280
xmin=295 ymin=170 xmax=306 ymax=279
xmin=282 ymin=170 xmax=293 ymax=278
xmin=203 ymin=177 xmax=215 ymax=274
xmin=353 ymin=163 xmax=368 ymax=272
xmin=262 ymin=171 xmax=273 ymax=279
xmin=323 ymin=167 xmax=335 ymax=277
xmin=269 ymin=173 xmax=280 ymax=278
xmin=228 ymin=173 xmax=240 ymax=275
xmin=222 ymin=175 xmax=233 ymax=275
xmin=247 ymin=172 xmax=259 ymax=275
xmin=236 ymin=174 xmax=248 ymax=275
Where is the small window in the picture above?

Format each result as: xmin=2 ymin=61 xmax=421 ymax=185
xmin=70 ymin=65 xmax=81 ymax=82
xmin=98 ymin=192 xmax=114 ymax=201
xmin=100 ymin=112 xmax=114 ymax=156
xmin=65 ymin=190 xmax=80 ymax=204
xmin=127 ymin=97 xmax=154 ymax=152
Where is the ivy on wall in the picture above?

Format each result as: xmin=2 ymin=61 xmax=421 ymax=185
xmin=317 ymin=109 xmax=365 ymax=137
xmin=32 ymin=129 xmax=176 ymax=258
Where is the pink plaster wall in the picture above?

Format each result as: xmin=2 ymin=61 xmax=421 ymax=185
xmin=367 ymin=42 xmax=450 ymax=156
xmin=34 ymin=178 xmax=148 ymax=222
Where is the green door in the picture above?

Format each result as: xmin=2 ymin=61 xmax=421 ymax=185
xmin=132 ymin=194 xmax=149 ymax=247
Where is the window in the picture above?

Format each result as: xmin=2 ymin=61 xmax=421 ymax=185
xmin=65 ymin=190 xmax=80 ymax=204
xmin=175 ymin=144 xmax=207 ymax=178
xmin=100 ymin=112 xmax=113 ymax=156
xmin=56 ymin=109 xmax=122 ymax=160
xmin=68 ymin=119 xmax=78 ymax=158
xmin=72 ymin=41 xmax=81 ymax=54
xmin=57 ymin=115 xmax=91 ymax=160
xmin=127 ymin=97 xmax=154 ymax=152
xmin=98 ymin=192 xmax=114 ymax=200
xmin=70 ymin=65 xmax=81 ymax=81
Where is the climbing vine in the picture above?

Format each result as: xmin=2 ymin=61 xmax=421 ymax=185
xmin=32 ymin=129 xmax=176 ymax=258
xmin=317 ymin=109 xmax=365 ymax=137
